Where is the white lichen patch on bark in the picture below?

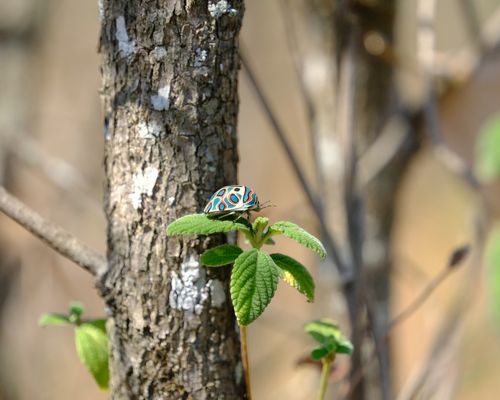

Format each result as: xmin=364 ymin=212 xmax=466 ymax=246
xmin=116 ymin=16 xmax=136 ymax=57
xmin=151 ymin=85 xmax=171 ymax=110
xmin=169 ymin=254 xmax=210 ymax=316
xmin=208 ymin=279 xmax=226 ymax=307
xmin=131 ymin=305 xmax=145 ymax=331
xmin=208 ymin=1 xmax=236 ymax=18
xmin=137 ymin=119 xmax=165 ymax=139
xmin=130 ymin=167 xmax=159 ymax=209
xmin=194 ymin=48 xmax=208 ymax=67
xmin=98 ymin=0 xmax=104 ymax=21
xmin=151 ymin=46 xmax=167 ymax=61
xmin=234 ymin=361 xmax=243 ymax=384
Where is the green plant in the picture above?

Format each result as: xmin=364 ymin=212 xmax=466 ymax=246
xmin=305 ymin=319 xmax=353 ymax=400
xmin=475 ymin=112 xmax=500 ymax=183
xmin=475 ymin=112 xmax=500 ymax=328
xmin=166 ymin=214 xmax=324 ymax=325
xmin=167 ymin=212 xmax=324 ymax=399
xmin=486 ymin=225 xmax=500 ymax=326
xmin=39 ymin=302 xmax=109 ymax=389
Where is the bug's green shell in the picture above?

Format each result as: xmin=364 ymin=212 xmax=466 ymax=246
xmin=204 ymin=185 xmax=260 ymax=214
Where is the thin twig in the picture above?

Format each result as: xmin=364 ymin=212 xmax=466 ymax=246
xmin=239 ymin=325 xmax=252 ymax=400
xmin=434 ymin=6 xmax=500 ymax=85
xmin=396 ymin=298 xmax=464 ymax=400
xmin=389 ymin=246 xmax=469 ymax=330
xmin=396 ymin=225 xmax=482 ymax=400
xmin=240 ymin=50 xmax=349 ymax=280
xmin=417 ymin=0 xmax=480 ymax=190
xmin=335 ymin=22 xmax=377 ymax=399
xmin=387 ymin=266 xmax=451 ymax=330
xmin=344 ymin=244 xmax=469 ymax=398
xmin=0 ymin=186 xmax=106 ymax=276
xmin=423 ymin=101 xmax=480 ymax=189
xmin=2 ymin=132 xmax=102 ymax=214
xmin=457 ymin=0 xmax=487 ymax=54
xmin=279 ymin=0 xmax=322 ymax=188
xmin=358 ymin=115 xmax=410 ymax=187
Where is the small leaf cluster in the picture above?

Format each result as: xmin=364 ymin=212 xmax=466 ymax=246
xmin=475 ymin=112 xmax=500 ymax=183
xmin=486 ymin=225 xmax=500 ymax=326
xmin=39 ymin=302 xmax=109 ymax=389
xmin=475 ymin=113 xmax=500 ymax=329
xmin=305 ymin=319 xmax=353 ymax=361
xmin=167 ymin=214 xmax=325 ymax=325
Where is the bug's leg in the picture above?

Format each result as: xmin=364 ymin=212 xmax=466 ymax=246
xmin=233 ymin=212 xmax=245 ymax=223
xmin=222 ymin=211 xmax=236 ymax=220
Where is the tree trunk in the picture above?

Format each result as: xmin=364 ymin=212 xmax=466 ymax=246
xmin=294 ymin=1 xmax=419 ymax=398
xmin=98 ymin=1 xmax=246 ymax=398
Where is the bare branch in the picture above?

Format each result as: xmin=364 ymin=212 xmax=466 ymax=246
xmin=240 ymin=50 xmax=349 ymax=280
xmin=396 ymin=240 xmax=480 ymax=400
xmin=434 ymin=5 xmax=500 ymax=86
xmin=457 ymin=0 xmax=487 ymax=54
xmin=279 ymin=0 xmax=322 ymax=187
xmin=388 ymin=263 xmax=452 ymax=330
xmin=3 ymin=132 xmax=102 ymax=213
xmin=343 ymin=244 xmax=469 ymax=398
xmin=0 ymin=186 xmax=107 ymax=277
xmin=417 ymin=0 xmax=480 ymax=189
xmin=358 ymin=115 xmax=411 ymax=187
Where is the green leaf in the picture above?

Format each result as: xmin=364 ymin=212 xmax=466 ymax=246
xmin=201 ymin=244 xmax=243 ymax=267
xmin=75 ymin=321 xmax=109 ymax=389
xmin=269 ymin=221 xmax=326 ymax=258
xmin=39 ymin=313 xmax=71 ymax=327
xmin=86 ymin=319 xmax=107 ymax=331
xmin=230 ymin=249 xmax=279 ymax=325
xmin=270 ymin=253 xmax=315 ymax=302
xmin=166 ymin=213 xmax=249 ymax=236
xmin=305 ymin=319 xmax=339 ymax=340
xmin=475 ymin=113 xmax=500 ymax=182
xmin=486 ymin=225 xmax=500 ymax=326
xmin=69 ymin=302 xmax=84 ymax=317
xmin=311 ymin=347 xmax=330 ymax=361
xmin=68 ymin=302 xmax=84 ymax=324
xmin=252 ymin=216 xmax=269 ymax=232
xmin=336 ymin=339 xmax=354 ymax=355
xmin=305 ymin=319 xmax=353 ymax=356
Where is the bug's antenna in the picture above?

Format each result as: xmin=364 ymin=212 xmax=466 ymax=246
xmin=259 ymin=200 xmax=275 ymax=211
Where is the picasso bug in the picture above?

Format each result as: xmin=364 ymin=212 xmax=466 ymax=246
xmin=204 ymin=185 xmax=260 ymax=215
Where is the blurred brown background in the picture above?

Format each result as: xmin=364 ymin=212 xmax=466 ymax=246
xmin=1 ymin=0 xmax=499 ymax=399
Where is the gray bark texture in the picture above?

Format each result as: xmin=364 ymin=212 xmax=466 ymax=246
xmin=98 ymin=1 xmax=246 ymax=399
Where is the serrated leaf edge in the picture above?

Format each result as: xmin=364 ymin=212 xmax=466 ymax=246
xmin=200 ymin=244 xmax=243 ymax=267
xmin=166 ymin=213 xmax=250 ymax=236
xmin=230 ymin=249 xmax=279 ymax=325
xmin=270 ymin=221 xmax=326 ymax=258
xmin=270 ymin=253 xmax=315 ymax=302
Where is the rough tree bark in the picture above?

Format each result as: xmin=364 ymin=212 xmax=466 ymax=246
xmin=99 ymin=1 xmax=246 ymax=398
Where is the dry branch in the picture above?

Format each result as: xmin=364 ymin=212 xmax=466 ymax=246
xmin=240 ymin=51 xmax=349 ymax=280
xmin=0 ymin=186 xmax=106 ymax=276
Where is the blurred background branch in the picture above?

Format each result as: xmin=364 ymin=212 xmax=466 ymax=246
xmin=0 ymin=186 xmax=106 ymax=276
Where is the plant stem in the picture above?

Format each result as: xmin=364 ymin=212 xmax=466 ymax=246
xmin=318 ymin=356 xmax=334 ymax=400
xmin=240 ymin=324 xmax=253 ymax=400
